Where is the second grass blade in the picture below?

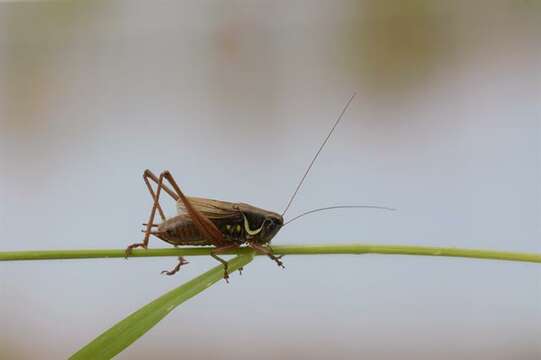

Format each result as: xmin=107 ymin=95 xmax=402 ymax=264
xmin=70 ymin=252 xmax=254 ymax=359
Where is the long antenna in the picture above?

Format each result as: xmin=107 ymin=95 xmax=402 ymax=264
xmin=281 ymin=92 xmax=357 ymax=217
xmin=284 ymin=205 xmax=395 ymax=226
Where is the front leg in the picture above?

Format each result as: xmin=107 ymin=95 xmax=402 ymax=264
xmin=249 ymin=243 xmax=285 ymax=269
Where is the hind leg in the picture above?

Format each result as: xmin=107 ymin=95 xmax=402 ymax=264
xmin=125 ymin=170 xmax=177 ymax=256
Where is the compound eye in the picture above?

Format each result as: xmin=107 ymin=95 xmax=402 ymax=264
xmin=265 ymin=218 xmax=275 ymax=229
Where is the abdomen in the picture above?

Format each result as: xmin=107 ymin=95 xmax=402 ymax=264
xmin=156 ymin=215 xmax=212 ymax=246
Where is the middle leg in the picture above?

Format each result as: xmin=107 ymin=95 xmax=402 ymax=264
xmin=211 ymin=244 xmax=241 ymax=282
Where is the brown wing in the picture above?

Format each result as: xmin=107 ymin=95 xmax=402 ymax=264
xmin=177 ymin=197 xmax=240 ymax=219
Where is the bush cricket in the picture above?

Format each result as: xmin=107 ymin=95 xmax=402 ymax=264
xmin=125 ymin=93 xmax=394 ymax=281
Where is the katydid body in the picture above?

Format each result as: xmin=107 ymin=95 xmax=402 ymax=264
xmin=125 ymin=170 xmax=285 ymax=281
xmin=157 ymin=200 xmax=283 ymax=247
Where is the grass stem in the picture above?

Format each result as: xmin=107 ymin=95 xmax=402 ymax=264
xmin=1 ymin=244 xmax=540 ymax=264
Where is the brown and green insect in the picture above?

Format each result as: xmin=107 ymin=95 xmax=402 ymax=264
xmin=125 ymin=93 xmax=393 ymax=281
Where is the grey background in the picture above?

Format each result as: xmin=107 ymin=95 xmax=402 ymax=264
xmin=1 ymin=1 xmax=540 ymax=359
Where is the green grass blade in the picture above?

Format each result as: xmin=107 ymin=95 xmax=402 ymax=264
xmin=69 ymin=252 xmax=254 ymax=360
xmin=2 ymin=244 xmax=540 ymax=264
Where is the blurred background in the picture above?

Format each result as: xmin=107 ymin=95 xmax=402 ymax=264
xmin=1 ymin=1 xmax=540 ymax=359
